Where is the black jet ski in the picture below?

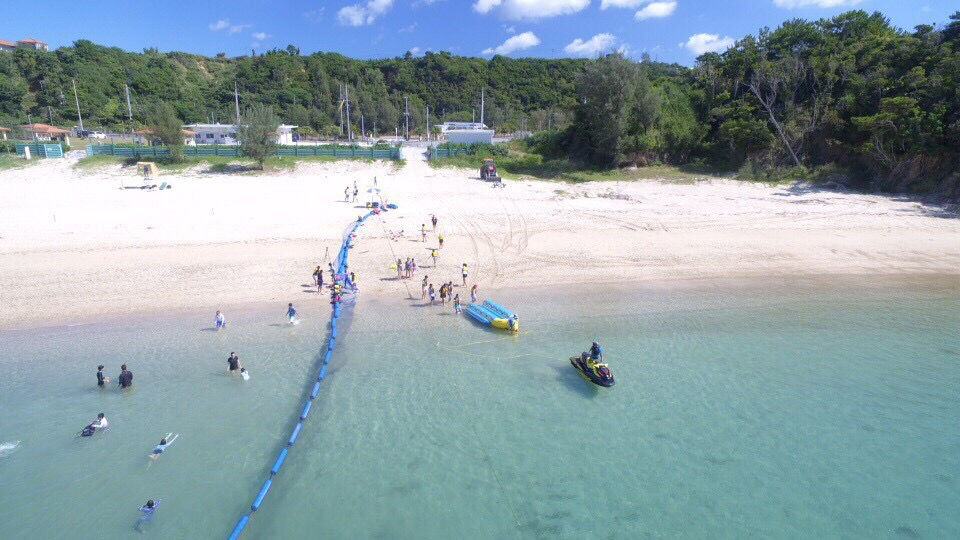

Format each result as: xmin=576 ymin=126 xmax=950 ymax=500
xmin=570 ymin=354 xmax=615 ymax=387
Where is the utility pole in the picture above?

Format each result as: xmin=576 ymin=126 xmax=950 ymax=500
xmin=337 ymin=84 xmax=343 ymax=137
xmin=480 ymin=87 xmax=485 ymax=128
xmin=472 ymin=109 xmax=475 ymax=123
xmin=426 ymin=105 xmax=430 ymax=141
xmin=72 ymin=79 xmax=84 ymax=132
xmin=404 ymin=96 xmax=409 ymax=140
xmin=361 ymin=114 xmax=365 ymax=141
xmin=345 ymin=85 xmax=352 ymax=142
xmin=234 ymin=81 xmax=241 ymax=126
xmin=125 ymin=84 xmax=134 ymax=141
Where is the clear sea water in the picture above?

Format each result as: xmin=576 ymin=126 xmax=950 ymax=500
xmin=0 ymin=276 xmax=958 ymax=539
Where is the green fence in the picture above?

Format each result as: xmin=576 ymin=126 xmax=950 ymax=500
xmin=428 ymin=146 xmax=470 ymax=160
xmin=86 ymin=144 xmax=400 ymax=159
xmin=15 ymin=142 xmax=64 ymax=158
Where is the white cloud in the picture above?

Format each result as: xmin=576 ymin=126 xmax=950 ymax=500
xmin=399 ymin=22 xmax=417 ymax=33
xmin=304 ymin=8 xmax=325 ymax=22
xmin=338 ymin=0 xmax=394 ymax=26
xmin=474 ymin=0 xmax=590 ymax=20
xmin=773 ymin=0 xmax=860 ymax=7
xmin=252 ymin=32 xmax=270 ymax=40
xmin=682 ymin=33 xmax=735 ymax=55
xmin=635 ymin=1 xmax=676 ymax=19
xmin=228 ymin=24 xmax=251 ymax=35
xmin=504 ymin=25 xmax=516 ymax=33
xmin=409 ymin=47 xmax=421 ymax=55
xmin=564 ymin=33 xmax=617 ymax=57
xmin=482 ymin=31 xmax=540 ymax=55
xmin=208 ymin=19 xmax=230 ymax=31
xmin=600 ymin=0 xmax=644 ymax=7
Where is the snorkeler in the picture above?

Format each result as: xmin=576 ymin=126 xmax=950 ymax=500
xmin=80 ymin=413 xmax=108 ymax=437
xmin=149 ymin=433 xmax=178 ymax=460
xmin=135 ymin=499 xmax=161 ymax=533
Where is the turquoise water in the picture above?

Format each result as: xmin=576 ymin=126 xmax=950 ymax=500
xmin=1 ymin=277 xmax=959 ymax=538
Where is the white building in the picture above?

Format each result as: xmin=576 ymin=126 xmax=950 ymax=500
xmin=184 ymin=123 xmax=298 ymax=145
xmin=16 ymin=38 xmax=48 ymax=51
xmin=0 ymin=39 xmax=16 ymax=52
xmin=437 ymin=122 xmax=488 ymax=133
xmin=446 ymin=129 xmax=494 ymax=144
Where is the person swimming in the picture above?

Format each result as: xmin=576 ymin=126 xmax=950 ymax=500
xmin=240 ymin=367 xmax=250 ymax=380
xmin=80 ymin=413 xmax=108 ymax=437
xmin=149 ymin=433 xmax=178 ymax=460
xmin=135 ymin=499 xmax=161 ymax=532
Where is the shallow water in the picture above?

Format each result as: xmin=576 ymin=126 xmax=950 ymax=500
xmin=1 ymin=277 xmax=959 ymax=538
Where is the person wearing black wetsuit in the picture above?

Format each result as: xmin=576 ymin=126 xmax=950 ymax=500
xmin=118 ymin=365 xmax=133 ymax=389
xmin=97 ymin=365 xmax=106 ymax=387
xmin=228 ymin=352 xmax=241 ymax=372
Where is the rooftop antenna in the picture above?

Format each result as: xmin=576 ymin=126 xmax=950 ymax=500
xmin=72 ymin=79 xmax=84 ymax=132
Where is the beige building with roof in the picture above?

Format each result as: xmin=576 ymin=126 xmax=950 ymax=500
xmin=0 ymin=38 xmax=49 ymax=52
xmin=0 ymin=39 xmax=16 ymax=52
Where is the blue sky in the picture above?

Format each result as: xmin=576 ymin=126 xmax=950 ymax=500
xmin=2 ymin=0 xmax=956 ymax=65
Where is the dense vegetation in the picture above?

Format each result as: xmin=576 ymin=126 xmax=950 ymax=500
xmin=1 ymin=9 xmax=958 ymax=197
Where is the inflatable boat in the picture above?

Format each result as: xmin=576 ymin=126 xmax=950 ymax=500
xmin=464 ymin=300 xmax=519 ymax=332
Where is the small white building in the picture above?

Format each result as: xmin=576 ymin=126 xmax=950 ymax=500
xmin=437 ymin=122 xmax=488 ymax=133
xmin=446 ymin=129 xmax=494 ymax=144
xmin=0 ymin=39 xmax=16 ymax=52
xmin=16 ymin=38 xmax=48 ymax=52
xmin=184 ymin=123 xmax=298 ymax=145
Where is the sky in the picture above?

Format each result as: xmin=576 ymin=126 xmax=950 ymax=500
xmin=1 ymin=0 xmax=957 ymax=65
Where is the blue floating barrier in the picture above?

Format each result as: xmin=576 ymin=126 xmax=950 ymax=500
xmin=318 ymin=365 xmax=327 ymax=380
xmin=251 ymin=479 xmax=272 ymax=511
xmin=328 ymin=341 xmax=335 ymax=352
xmin=288 ymin=422 xmax=302 ymax=446
xmin=310 ymin=381 xmax=321 ymax=398
xmin=332 ymin=327 xmax=338 ymax=339
xmin=324 ymin=350 xmax=333 ymax=364
xmin=229 ymin=514 xmax=250 ymax=540
xmin=301 ymin=401 xmax=312 ymax=420
xmin=271 ymin=448 xmax=288 ymax=475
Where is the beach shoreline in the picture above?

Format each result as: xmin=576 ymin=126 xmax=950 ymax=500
xmin=2 ymin=151 xmax=959 ymax=331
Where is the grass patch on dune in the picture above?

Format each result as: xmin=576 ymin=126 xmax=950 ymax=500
xmin=0 ymin=154 xmax=42 ymax=171
xmin=73 ymin=154 xmax=401 ymax=174
xmin=429 ymin=152 xmax=722 ymax=184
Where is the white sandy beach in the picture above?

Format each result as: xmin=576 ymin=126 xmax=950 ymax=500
xmin=1 ymin=147 xmax=958 ymax=329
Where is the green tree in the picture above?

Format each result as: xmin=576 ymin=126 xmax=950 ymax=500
xmin=146 ymin=102 xmax=184 ymax=162
xmin=238 ymin=103 xmax=280 ymax=170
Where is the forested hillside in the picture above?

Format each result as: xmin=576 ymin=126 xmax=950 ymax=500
xmin=1 ymin=9 xmax=958 ymax=197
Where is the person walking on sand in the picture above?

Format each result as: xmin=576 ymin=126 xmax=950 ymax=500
xmin=428 ymin=284 xmax=436 ymax=305
xmin=344 ymin=186 xmax=350 ymax=202
xmin=313 ymin=266 xmax=321 ymax=286
xmin=421 ymin=224 xmax=427 ymax=242
xmin=352 ymin=187 xmax=358 ymax=202
xmin=316 ymin=268 xmax=324 ymax=293
xmin=396 ymin=258 xmax=403 ymax=279
xmin=404 ymin=258 xmax=411 ymax=279
xmin=431 ymin=214 xmax=438 ymax=232
xmin=422 ymin=276 xmax=428 ymax=299
xmin=215 ymin=310 xmax=225 ymax=330
xmin=461 ymin=263 xmax=468 ymax=286
xmin=438 ymin=233 xmax=444 ymax=249
xmin=432 ymin=249 xmax=439 ymax=266
xmin=350 ymin=271 xmax=358 ymax=291
xmin=471 ymin=284 xmax=478 ymax=304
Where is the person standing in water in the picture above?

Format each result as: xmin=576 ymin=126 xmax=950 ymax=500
xmin=96 ymin=365 xmax=109 ymax=387
xmin=149 ymin=434 xmax=178 ymax=460
xmin=439 ymin=283 xmax=447 ymax=305
xmin=286 ymin=303 xmax=298 ymax=324
xmin=118 ymin=365 xmax=133 ymax=389
xmin=135 ymin=499 xmax=161 ymax=533
xmin=228 ymin=352 xmax=241 ymax=372
xmin=215 ymin=310 xmax=225 ymax=330
xmin=428 ymin=284 xmax=436 ymax=305
xmin=454 ymin=294 xmax=461 ymax=314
